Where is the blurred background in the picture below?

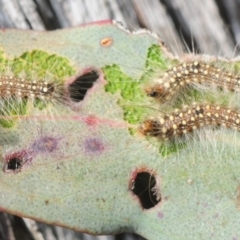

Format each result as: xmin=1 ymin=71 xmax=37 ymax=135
xmin=0 ymin=0 xmax=240 ymax=239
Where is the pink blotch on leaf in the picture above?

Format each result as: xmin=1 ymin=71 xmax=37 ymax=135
xmin=31 ymin=136 xmax=58 ymax=154
xmin=85 ymin=115 xmax=99 ymax=126
xmin=157 ymin=211 xmax=164 ymax=219
xmin=84 ymin=138 xmax=105 ymax=154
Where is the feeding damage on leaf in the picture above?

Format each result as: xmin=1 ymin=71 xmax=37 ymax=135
xmin=103 ymin=43 xmax=240 ymax=156
xmin=3 ymin=135 xmax=61 ymax=173
xmin=0 ymin=49 xmax=75 ymax=128
xmin=3 ymin=150 xmax=32 ymax=173
xmin=0 ymin=48 xmax=105 ymax=175
xmin=129 ymin=167 xmax=161 ymax=210
xmin=1 ymin=23 xmax=240 ymax=240
xmin=67 ymin=68 xmax=101 ymax=103
xmin=0 ymin=49 xmax=105 ymax=128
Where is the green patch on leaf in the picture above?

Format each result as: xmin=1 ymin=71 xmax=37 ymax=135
xmin=103 ymin=44 xmax=182 ymax=156
xmin=0 ymin=99 xmax=28 ymax=128
xmin=103 ymin=64 xmax=147 ymax=124
xmin=142 ymin=44 xmax=178 ymax=83
xmin=145 ymin=44 xmax=174 ymax=70
xmin=159 ymin=141 xmax=187 ymax=157
xmin=103 ymin=44 xmax=177 ymax=125
xmin=10 ymin=50 xmax=75 ymax=79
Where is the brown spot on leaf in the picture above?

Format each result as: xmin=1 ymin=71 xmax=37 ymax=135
xmin=101 ymin=37 xmax=113 ymax=47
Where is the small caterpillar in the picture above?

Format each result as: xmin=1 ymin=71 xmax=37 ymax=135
xmin=0 ymin=75 xmax=55 ymax=100
xmin=0 ymin=73 xmax=60 ymax=128
xmin=139 ymin=103 xmax=240 ymax=140
xmin=145 ymin=61 xmax=240 ymax=102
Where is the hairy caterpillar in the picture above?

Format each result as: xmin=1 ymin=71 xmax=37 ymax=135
xmin=145 ymin=61 xmax=240 ymax=103
xmin=139 ymin=103 xmax=240 ymax=140
xmin=0 ymin=75 xmax=55 ymax=100
xmin=0 ymin=72 xmax=61 ymax=127
xmin=0 ymin=50 xmax=78 ymax=130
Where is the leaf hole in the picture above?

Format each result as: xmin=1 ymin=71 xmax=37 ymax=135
xmin=7 ymin=157 xmax=22 ymax=171
xmin=131 ymin=171 xmax=161 ymax=209
xmin=68 ymin=70 xmax=99 ymax=102
xmin=3 ymin=150 xmax=31 ymax=173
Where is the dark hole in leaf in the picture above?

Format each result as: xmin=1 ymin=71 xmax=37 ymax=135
xmin=7 ymin=158 xmax=22 ymax=170
xmin=68 ymin=70 xmax=99 ymax=102
xmin=132 ymin=172 xmax=161 ymax=209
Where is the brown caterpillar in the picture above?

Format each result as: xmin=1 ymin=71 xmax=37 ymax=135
xmin=139 ymin=104 xmax=240 ymax=140
xmin=0 ymin=75 xmax=55 ymax=100
xmin=145 ymin=61 xmax=240 ymax=102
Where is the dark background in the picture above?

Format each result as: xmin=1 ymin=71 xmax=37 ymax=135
xmin=0 ymin=0 xmax=240 ymax=239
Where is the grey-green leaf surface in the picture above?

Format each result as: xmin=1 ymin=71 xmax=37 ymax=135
xmin=0 ymin=21 xmax=240 ymax=240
